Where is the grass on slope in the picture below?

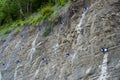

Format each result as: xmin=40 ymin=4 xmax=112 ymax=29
xmin=0 ymin=1 xmax=69 ymax=37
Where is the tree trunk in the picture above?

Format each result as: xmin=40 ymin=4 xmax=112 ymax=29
xmin=15 ymin=0 xmax=25 ymax=19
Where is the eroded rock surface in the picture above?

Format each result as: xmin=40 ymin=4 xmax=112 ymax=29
xmin=0 ymin=0 xmax=120 ymax=80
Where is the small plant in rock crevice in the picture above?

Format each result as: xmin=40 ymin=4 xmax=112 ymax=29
xmin=42 ymin=24 xmax=52 ymax=37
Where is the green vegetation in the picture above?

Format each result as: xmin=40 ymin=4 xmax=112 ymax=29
xmin=14 ymin=27 xmax=19 ymax=34
xmin=42 ymin=23 xmax=53 ymax=37
xmin=40 ymin=5 xmax=54 ymax=19
xmin=57 ymin=0 xmax=68 ymax=6
xmin=0 ymin=0 xmax=69 ymax=37
xmin=0 ymin=24 xmax=13 ymax=36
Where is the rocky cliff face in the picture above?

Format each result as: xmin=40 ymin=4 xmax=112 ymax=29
xmin=0 ymin=0 xmax=120 ymax=80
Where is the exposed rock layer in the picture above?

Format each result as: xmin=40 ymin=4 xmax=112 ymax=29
xmin=0 ymin=0 xmax=120 ymax=80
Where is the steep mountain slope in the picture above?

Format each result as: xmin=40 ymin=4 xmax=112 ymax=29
xmin=0 ymin=0 xmax=120 ymax=80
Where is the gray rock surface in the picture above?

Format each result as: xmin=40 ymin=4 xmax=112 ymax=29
xmin=0 ymin=0 xmax=120 ymax=80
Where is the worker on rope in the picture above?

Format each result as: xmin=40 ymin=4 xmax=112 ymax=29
xmin=41 ymin=57 xmax=47 ymax=61
xmin=2 ymin=63 xmax=6 ymax=68
xmin=2 ymin=39 xmax=6 ymax=43
xmin=82 ymin=0 xmax=88 ymax=11
xmin=100 ymin=48 xmax=108 ymax=54
xmin=16 ymin=59 xmax=22 ymax=64
xmin=38 ymin=27 xmax=42 ymax=31
xmin=66 ymin=52 xmax=70 ymax=57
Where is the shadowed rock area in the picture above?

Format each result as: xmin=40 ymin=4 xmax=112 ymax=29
xmin=0 ymin=0 xmax=120 ymax=80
